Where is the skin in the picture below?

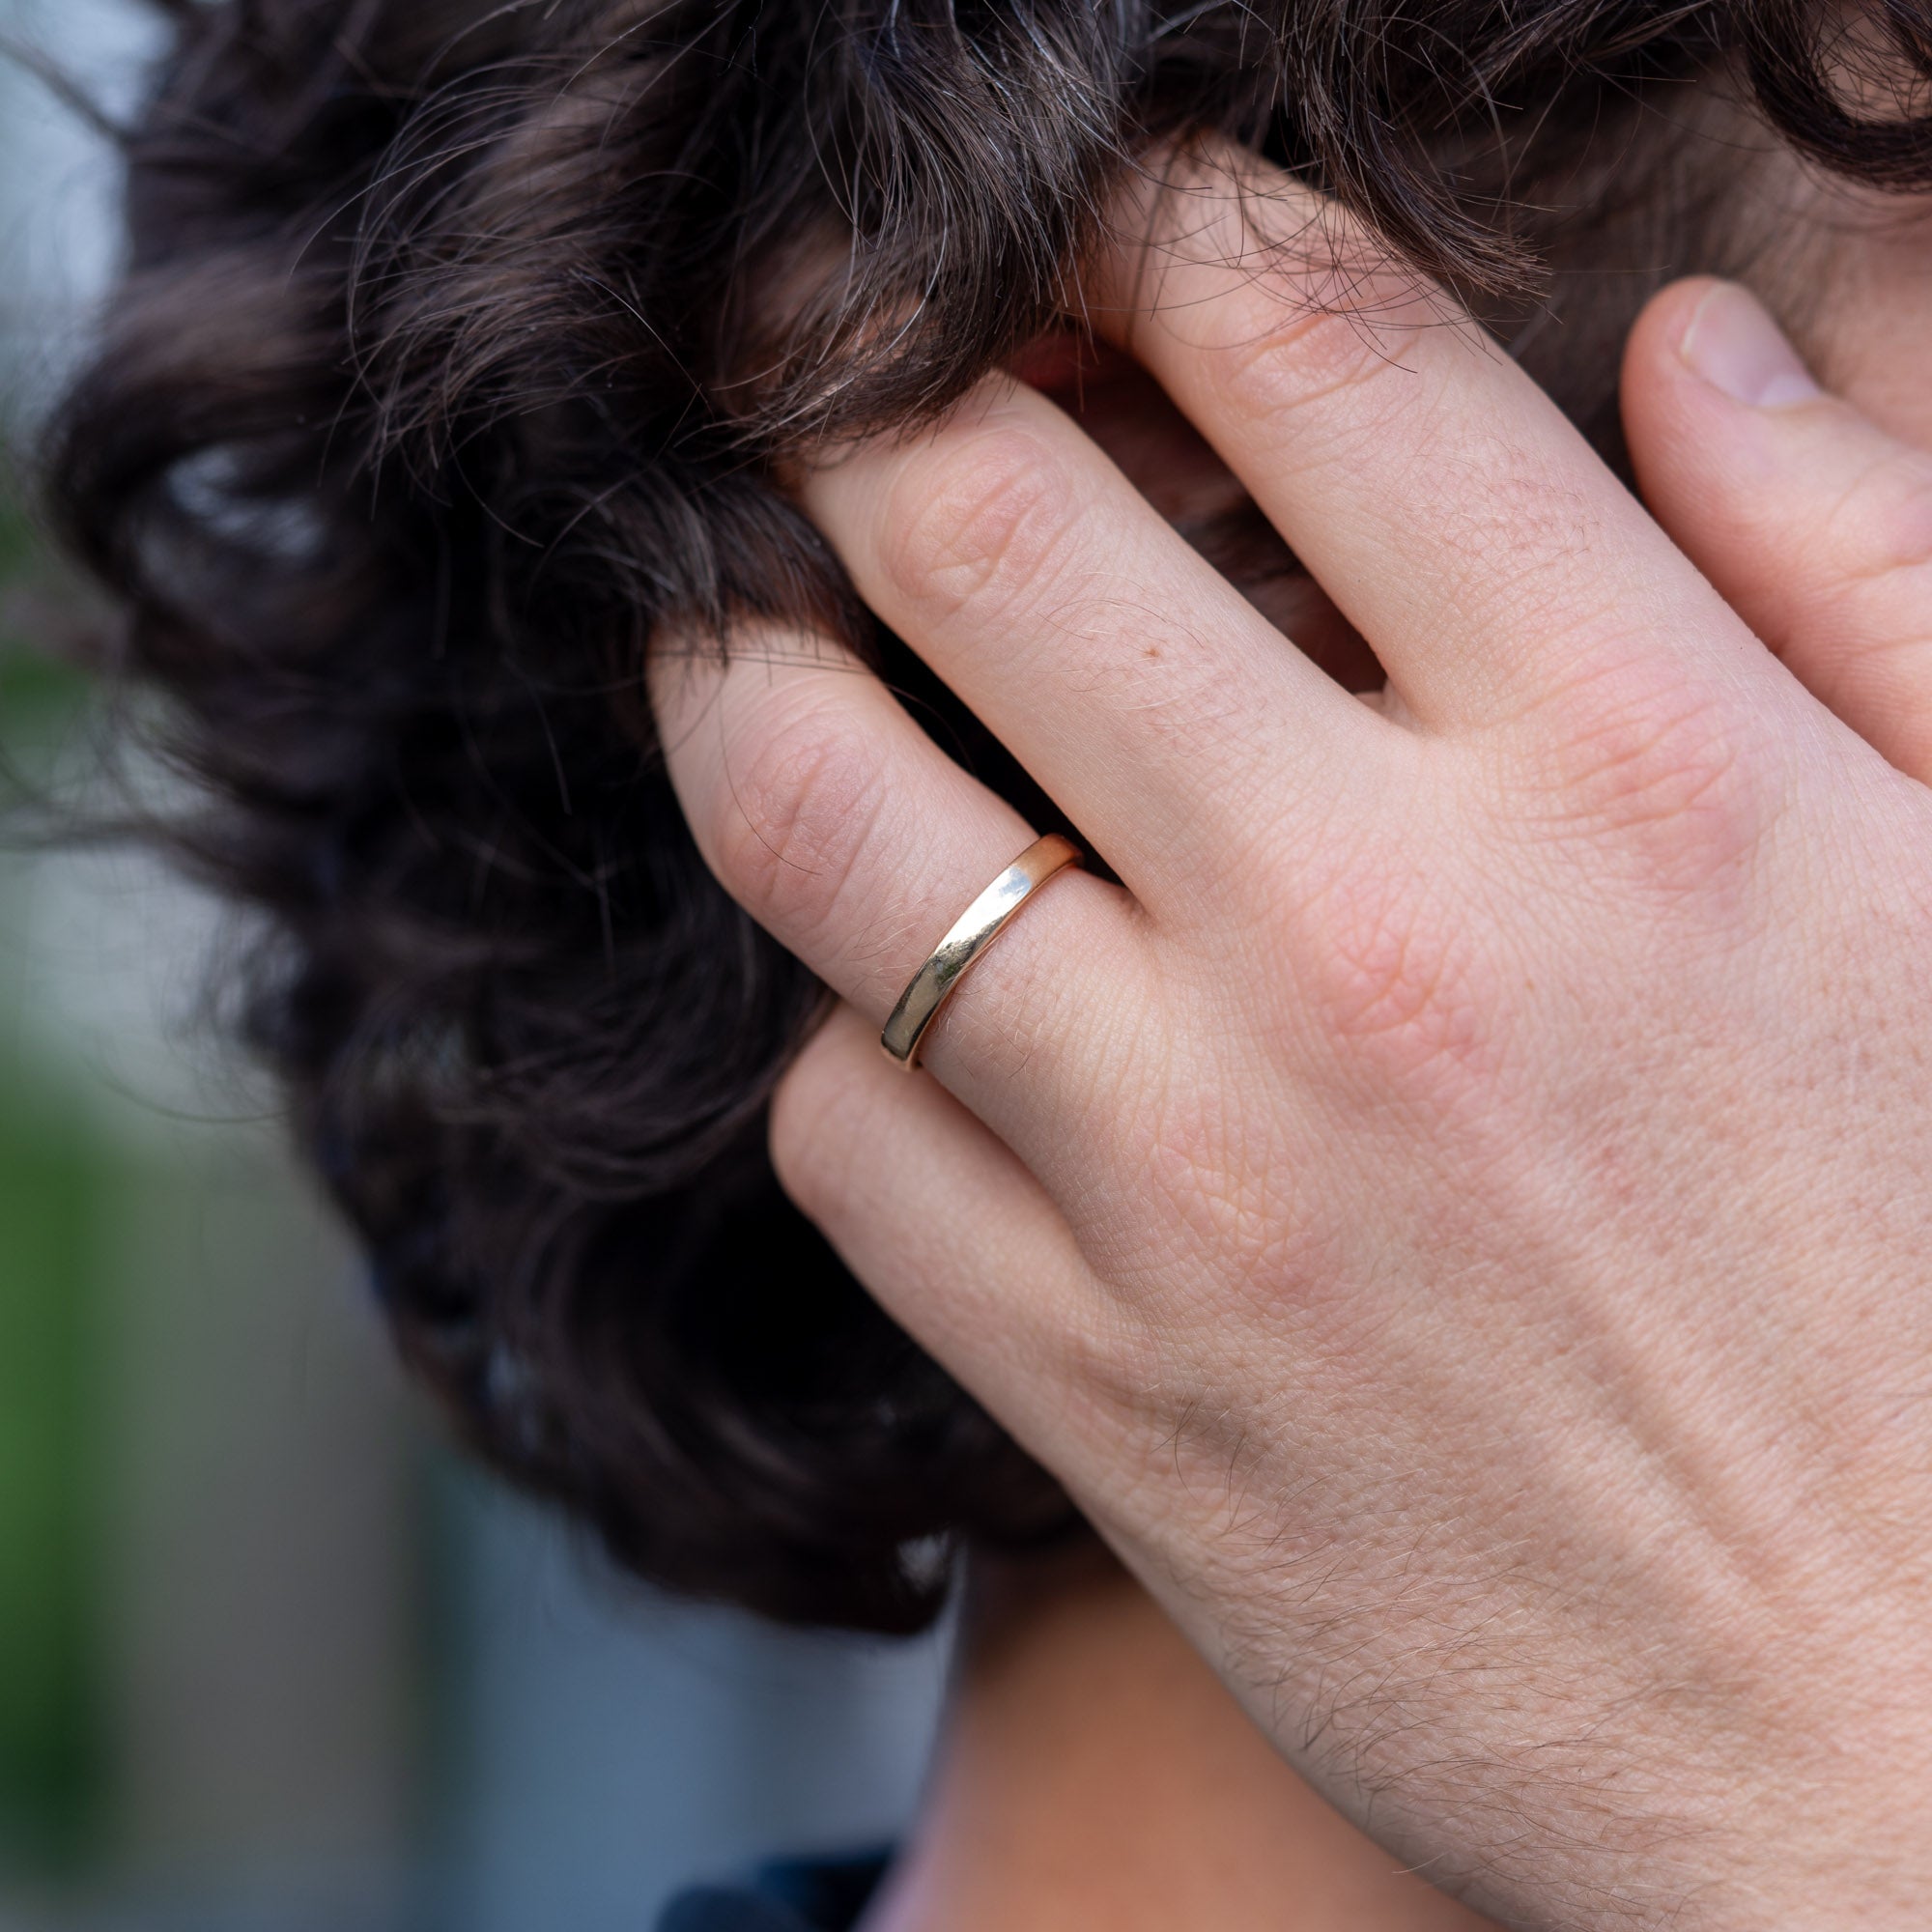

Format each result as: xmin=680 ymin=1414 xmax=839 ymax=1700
xmin=864 ymin=1550 xmax=1492 ymax=1932
xmin=649 ymin=142 xmax=1932 ymax=1929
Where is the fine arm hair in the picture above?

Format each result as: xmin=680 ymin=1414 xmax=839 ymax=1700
xmin=40 ymin=0 xmax=1932 ymax=1634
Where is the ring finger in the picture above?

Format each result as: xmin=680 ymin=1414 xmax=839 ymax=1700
xmin=649 ymin=626 xmax=1154 ymax=1158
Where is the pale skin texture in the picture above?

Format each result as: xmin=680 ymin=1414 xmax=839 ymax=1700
xmin=863 ymin=1548 xmax=1493 ymax=1932
xmin=650 ymin=144 xmax=1932 ymax=1929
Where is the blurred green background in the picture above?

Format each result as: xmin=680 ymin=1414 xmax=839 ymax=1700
xmin=0 ymin=604 xmax=111 ymax=1886
xmin=0 ymin=6 xmax=947 ymax=1927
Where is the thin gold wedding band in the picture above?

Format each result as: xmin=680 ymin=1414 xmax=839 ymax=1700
xmin=881 ymin=834 xmax=1084 ymax=1070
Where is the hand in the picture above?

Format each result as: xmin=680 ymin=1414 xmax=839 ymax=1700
xmin=650 ymin=150 xmax=1932 ymax=1930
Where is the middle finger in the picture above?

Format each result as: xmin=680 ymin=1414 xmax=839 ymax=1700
xmin=1090 ymin=146 xmax=1768 ymax=732
xmin=800 ymin=377 xmax=1386 ymax=909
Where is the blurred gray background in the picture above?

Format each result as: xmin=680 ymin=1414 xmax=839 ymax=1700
xmin=0 ymin=5 xmax=951 ymax=1926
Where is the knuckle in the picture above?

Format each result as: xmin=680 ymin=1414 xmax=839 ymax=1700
xmin=1507 ymin=657 xmax=1777 ymax=898
xmin=879 ymin=426 xmax=1084 ymax=623
xmin=1293 ymin=856 xmax=1496 ymax=1090
xmin=1133 ymin=1087 xmax=1306 ymax=1289
xmin=1820 ymin=446 xmax=1932 ymax=590
xmin=1208 ymin=296 xmax=1417 ymax=444
xmin=711 ymin=691 xmax=886 ymax=940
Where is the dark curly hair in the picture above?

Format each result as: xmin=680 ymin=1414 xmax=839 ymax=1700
xmin=39 ymin=0 xmax=1932 ymax=1632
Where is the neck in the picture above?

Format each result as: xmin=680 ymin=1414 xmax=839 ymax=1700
xmin=862 ymin=1548 xmax=1491 ymax=1932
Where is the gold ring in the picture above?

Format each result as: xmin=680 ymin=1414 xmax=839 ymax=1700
xmin=881 ymin=834 xmax=1084 ymax=1069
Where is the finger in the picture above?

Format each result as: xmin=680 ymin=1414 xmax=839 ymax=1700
xmin=1624 ymin=276 xmax=1932 ymax=784
xmin=649 ymin=629 xmax=1152 ymax=1157
xmin=770 ymin=1002 xmax=1108 ymax=1441
xmin=1086 ymin=144 xmax=1759 ymax=732
xmin=798 ymin=377 xmax=1384 ymax=908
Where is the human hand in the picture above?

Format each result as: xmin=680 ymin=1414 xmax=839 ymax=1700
xmin=650 ymin=151 xmax=1932 ymax=1930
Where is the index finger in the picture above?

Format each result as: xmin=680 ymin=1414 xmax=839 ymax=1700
xmin=1088 ymin=145 xmax=1764 ymax=731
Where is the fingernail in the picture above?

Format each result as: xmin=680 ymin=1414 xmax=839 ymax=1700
xmin=1680 ymin=282 xmax=1821 ymax=408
